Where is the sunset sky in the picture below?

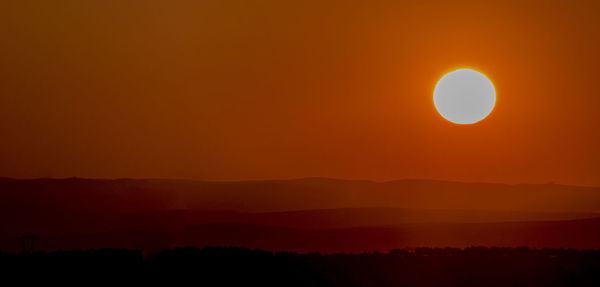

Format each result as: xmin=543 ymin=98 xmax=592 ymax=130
xmin=1 ymin=0 xmax=599 ymax=185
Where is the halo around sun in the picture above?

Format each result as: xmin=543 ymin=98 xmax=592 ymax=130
xmin=433 ymin=69 xmax=496 ymax=124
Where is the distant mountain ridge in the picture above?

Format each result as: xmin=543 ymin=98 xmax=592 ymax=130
xmin=1 ymin=177 xmax=599 ymax=213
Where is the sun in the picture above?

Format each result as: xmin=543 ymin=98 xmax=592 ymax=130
xmin=433 ymin=69 xmax=496 ymax=124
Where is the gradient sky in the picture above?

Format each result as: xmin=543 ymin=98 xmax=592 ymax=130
xmin=1 ymin=0 xmax=599 ymax=185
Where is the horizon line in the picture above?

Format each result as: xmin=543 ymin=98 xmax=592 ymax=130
xmin=0 ymin=176 xmax=598 ymax=189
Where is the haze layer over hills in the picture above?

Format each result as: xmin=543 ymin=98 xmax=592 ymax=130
xmin=1 ymin=178 xmax=599 ymax=252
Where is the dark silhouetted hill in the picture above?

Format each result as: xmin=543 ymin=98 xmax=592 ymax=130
xmin=1 ymin=246 xmax=599 ymax=286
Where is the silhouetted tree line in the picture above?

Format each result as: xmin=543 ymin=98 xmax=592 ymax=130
xmin=1 ymin=246 xmax=599 ymax=286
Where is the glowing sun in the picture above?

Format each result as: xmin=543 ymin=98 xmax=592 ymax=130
xmin=433 ymin=69 xmax=496 ymax=124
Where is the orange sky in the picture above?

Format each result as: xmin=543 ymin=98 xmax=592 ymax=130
xmin=1 ymin=0 xmax=599 ymax=185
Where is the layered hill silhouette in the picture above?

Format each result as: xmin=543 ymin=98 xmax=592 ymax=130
xmin=5 ymin=218 xmax=600 ymax=253
xmin=1 ymin=178 xmax=599 ymax=252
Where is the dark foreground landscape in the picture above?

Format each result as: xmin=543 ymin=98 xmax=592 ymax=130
xmin=2 ymin=178 xmax=599 ymax=285
xmin=2 ymin=246 xmax=599 ymax=286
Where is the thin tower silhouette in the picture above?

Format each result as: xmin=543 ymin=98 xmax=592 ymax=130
xmin=19 ymin=234 xmax=36 ymax=254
